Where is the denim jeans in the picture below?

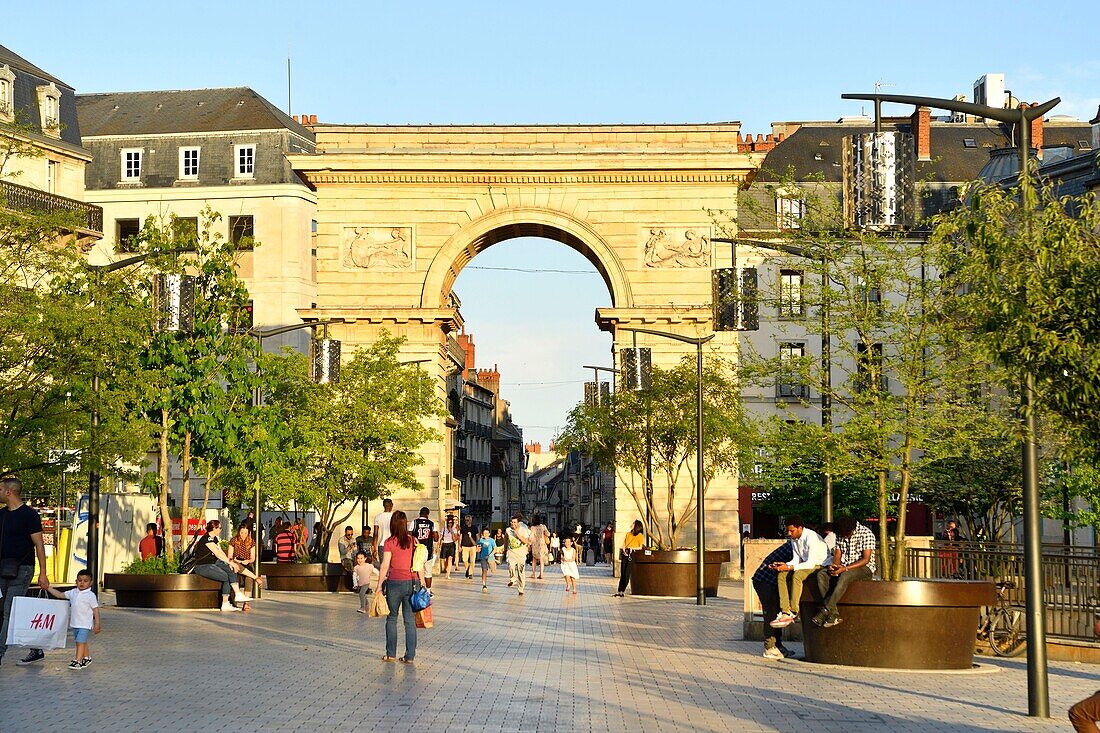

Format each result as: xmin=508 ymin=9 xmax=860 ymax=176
xmin=195 ymin=561 xmax=237 ymax=596
xmin=384 ymin=579 xmax=417 ymax=660
xmin=0 ymin=564 xmax=35 ymax=659
xmin=753 ymin=577 xmax=784 ymax=650
xmin=814 ymin=565 xmax=873 ymax=615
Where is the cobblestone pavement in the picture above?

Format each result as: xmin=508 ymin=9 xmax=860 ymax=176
xmin=1 ymin=565 xmax=1096 ymax=732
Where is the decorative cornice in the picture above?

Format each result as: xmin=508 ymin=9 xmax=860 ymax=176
xmin=302 ymin=172 xmax=751 ymax=186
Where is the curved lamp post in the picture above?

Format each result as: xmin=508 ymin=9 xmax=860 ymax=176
xmin=841 ymin=92 xmax=1057 ymax=718
xmin=86 ymin=247 xmax=196 ymax=593
xmin=616 ymin=326 xmax=714 ymax=606
xmin=246 ymin=319 xmax=342 ymax=597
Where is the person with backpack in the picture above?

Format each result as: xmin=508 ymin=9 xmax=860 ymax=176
xmin=411 ymin=507 xmax=437 ymax=594
xmin=374 ymin=511 xmax=419 ymax=664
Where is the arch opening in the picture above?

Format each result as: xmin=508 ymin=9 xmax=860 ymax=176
xmin=420 ymin=209 xmax=631 ymax=309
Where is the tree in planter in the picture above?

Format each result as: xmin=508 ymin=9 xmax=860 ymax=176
xmin=261 ymin=335 xmax=442 ymax=560
xmin=137 ymin=209 xmax=261 ymax=556
xmin=556 ymin=356 xmax=746 ymax=550
xmin=726 ymin=181 xmax=1001 ymax=580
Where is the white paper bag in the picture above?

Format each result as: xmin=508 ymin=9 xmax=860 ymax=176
xmin=4 ymin=596 xmax=70 ymax=650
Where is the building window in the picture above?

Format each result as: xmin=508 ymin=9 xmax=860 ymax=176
xmin=179 ymin=147 xmax=200 ymax=179
xmin=859 ymin=277 xmax=883 ymax=310
xmin=116 ymin=218 xmax=141 ymax=252
xmin=172 ymin=216 xmax=199 ymax=243
xmin=37 ymin=82 xmax=61 ymax=135
xmin=234 ymin=144 xmax=255 ymax=178
xmin=776 ymin=196 xmax=806 ymax=230
xmin=777 ymin=342 xmax=808 ymax=399
xmin=121 ymin=149 xmax=143 ymax=181
xmin=46 ymin=160 xmax=59 ymax=194
xmin=0 ymin=65 xmax=14 ymax=121
xmin=856 ymin=342 xmax=887 ymax=394
xmin=778 ymin=269 xmax=804 ymax=319
xmin=229 ymin=215 xmax=254 ymax=248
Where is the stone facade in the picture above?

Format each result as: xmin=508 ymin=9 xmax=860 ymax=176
xmin=290 ymin=124 xmax=764 ymax=576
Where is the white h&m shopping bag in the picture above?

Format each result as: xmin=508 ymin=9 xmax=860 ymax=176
xmin=4 ymin=595 xmax=70 ymax=650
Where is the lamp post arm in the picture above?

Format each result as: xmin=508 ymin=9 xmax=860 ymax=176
xmin=247 ymin=319 xmax=343 ymax=343
xmin=617 ymin=326 xmax=714 ymax=347
xmin=90 ymin=247 xmax=198 ymax=275
xmin=840 ymin=92 xmax=1059 ymax=125
xmin=713 ymin=236 xmax=818 ymax=262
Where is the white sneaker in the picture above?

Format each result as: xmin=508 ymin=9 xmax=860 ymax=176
xmin=220 ymin=602 xmax=237 ymax=612
xmin=762 ymin=646 xmax=784 ymax=660
xmin=769 ymin=612 xmax=796 ymax=628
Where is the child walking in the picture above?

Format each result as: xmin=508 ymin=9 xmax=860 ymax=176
xmin=560 ymin=536 xmax=579 ymax=594
xmin=476 ymin=529 xmax=496 ymax=590
xmin=352 ymin=551 xmax=374 ymax=614
xmin=45 ymin=568 xmax=100 ymax=669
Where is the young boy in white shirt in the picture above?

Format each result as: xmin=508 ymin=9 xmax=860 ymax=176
xmin=46 ymin=568 xmax=101 ymax=670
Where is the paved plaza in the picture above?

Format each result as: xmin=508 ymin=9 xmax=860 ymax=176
xmin=2 ymin=567 xmax=1097 ymax=732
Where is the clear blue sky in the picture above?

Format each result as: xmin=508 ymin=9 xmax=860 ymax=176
xmin=9 ymin=1 xmax=1098 ymax=444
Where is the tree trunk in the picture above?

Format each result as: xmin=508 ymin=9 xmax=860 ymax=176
xmin=892 ymin=443 xmax=913 ymax=581
xmin=200 ymin=465 xmax=218 ymax=520
xmin=158 ymin=407 xmax=175 ymax=558
xmin=877 ymin=469 xmax=890 ymax=580
xmin=181 ymin=428 xmax=192 ymax=517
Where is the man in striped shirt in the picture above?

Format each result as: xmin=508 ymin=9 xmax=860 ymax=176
xmin=274 ymin=524 xmax=297 ymax=563
xmin=812 ymin=515 xmax=876 ymax=628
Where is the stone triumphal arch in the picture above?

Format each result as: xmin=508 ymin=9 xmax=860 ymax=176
xmin=289 ymin=124 xmax=763 ymax=573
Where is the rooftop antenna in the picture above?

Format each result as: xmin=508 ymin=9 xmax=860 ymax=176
xmin=871 ymin=80 xmax=896 ymax=132
xmin=287 ymin=39 xmax=292 ymax=117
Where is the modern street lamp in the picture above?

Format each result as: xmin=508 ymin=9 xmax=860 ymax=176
xmin=85 ymin=247 xmax=196 ymax=593
xmin=246 ymin=319 xmax=342 ymax=597
xmin=617 ymin=326 xmax=714 ymax=606
xmin=841 ymin=91 xmax=1058 ymax=719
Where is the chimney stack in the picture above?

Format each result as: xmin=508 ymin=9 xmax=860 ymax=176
xmin=911 ymin=106 xmax=931 ymax=161
xmin=1028 ymin=102 xmax=1044 ymax=156
xmin=456 ymin=333 xmax=475 ymax=379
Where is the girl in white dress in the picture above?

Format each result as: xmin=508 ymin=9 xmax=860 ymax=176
xmin=560 ymin=536 xmax=579 ymax=594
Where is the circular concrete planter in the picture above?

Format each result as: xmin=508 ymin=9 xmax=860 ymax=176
xmin=629 ymin=550 xmax=731 ymax=598
xmin=800 ymin=579 xmax=995 ymax=670
xmin=260 ymin=562 xmax=349 ymax=592
xmin=104 ymin=573 xmax=221 ymax=609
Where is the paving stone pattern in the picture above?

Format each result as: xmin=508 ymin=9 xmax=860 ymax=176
xmin=1 ymin=566 xmax=1096 ymax=732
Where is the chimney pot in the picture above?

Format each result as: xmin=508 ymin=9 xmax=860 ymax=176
xmin=911 ymin=106 xmax=931 ymax=161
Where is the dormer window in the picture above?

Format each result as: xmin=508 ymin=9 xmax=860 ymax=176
xmin=37 ymin=82 xmax=61 ymax=137
xmin=234 ymin=144 xmax=255 ymax=178
xmin=0 ymin=65 xmax=14 ymax=122
xmin=121 ymin=148 xmax=143 ymax=182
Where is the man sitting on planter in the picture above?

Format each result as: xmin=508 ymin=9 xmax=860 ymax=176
xmin=769 ymin=515 xmax=828 ymax=630
xmin=811 ymin=515 xmax=876 ymax=628
xmin=752 ymin=542 xmax=797 ymax=659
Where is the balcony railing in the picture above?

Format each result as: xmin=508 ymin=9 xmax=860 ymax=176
xmin=1 ymin=179 xmax=103 ymax=234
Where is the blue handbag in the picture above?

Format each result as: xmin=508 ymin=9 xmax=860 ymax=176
xmin=410 ymin=586 xmax=432 ymax=612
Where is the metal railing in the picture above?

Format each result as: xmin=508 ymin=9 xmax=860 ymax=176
xmin=904 ymin=541 xmax=1099 ymax=641
xmin=1 ymin=179 xmax=103 ymax=233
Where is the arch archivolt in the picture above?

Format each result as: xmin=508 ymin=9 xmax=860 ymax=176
xmin=419 ymin=206 xmax=632 ymax=309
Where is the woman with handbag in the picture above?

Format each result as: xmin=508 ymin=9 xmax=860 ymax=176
xmin=373 ymin=511 xmax=419 ymax=664
xmin=613 ymin=520 xmax=645 ymax=598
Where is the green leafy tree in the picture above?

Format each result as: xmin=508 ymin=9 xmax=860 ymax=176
xmin=137 ymin=208 xmax=260 ymax=555
xmin=556 ymin=356 xmax=746 ymax=550
xmin=726 ymin=176 xmax=1002 ymax=580
xmin=261 ymin=335 xmax=442 ymax=559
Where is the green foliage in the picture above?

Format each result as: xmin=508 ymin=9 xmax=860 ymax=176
xmin=122 ymin=555 xmax=180 ymax=575
xmin=556 ymin=355 xmax=747 ymax=549
xmin=931 ymin=174 xmax=1100 ymax=465
xmin=254 ymin=334 xmax=443 ymax=556
xmin=723 ymin=171 xmax=1007 ymax=579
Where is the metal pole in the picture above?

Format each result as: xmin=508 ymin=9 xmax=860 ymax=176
xmin=696 ymin=340 xmax=705 ymax=606
xmin=822 ymin=255 xmax=833 ymax=524
xmin=88 ymin=373 xmax=100 ymax=595
xmin=1018 ymin=111 xmax=1049 ymax=718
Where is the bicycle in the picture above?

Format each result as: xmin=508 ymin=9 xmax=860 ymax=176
xmin=977 ymin=580 xmax=1025 ymax=657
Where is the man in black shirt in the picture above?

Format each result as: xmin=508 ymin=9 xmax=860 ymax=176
xmin=0 ymin=475 xmax=51 ymax=666
xmin=411 ymin=507 xmax=436 ymax=591
xmin=460 ymin=515 xmax=480 ymax=579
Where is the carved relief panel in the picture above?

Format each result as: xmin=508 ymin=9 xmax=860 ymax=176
xmin=343 ymin=226 xmax=414 ymax=269
xmin=641 ymin=226 xmax=712 ymax=268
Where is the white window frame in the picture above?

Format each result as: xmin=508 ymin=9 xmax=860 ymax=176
xmin=0 ymin=65 xmax=14 ymax=121
xmin=777 ymin=342 xmax=808 ymax=399
xmin=778 ymin=269 xmax=804 ymax=320
xmin=46 ymin=160 xmax=59 ymax=193
xmin=179 ymin=147 xmax=201 ymax=180
xmin=234 ymin=144 xmax=255 ymax=178
xmin=776 ymin=196 xmax=806 ymax=230
xmin=121 ymin=148 xmax=143 ymax=182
